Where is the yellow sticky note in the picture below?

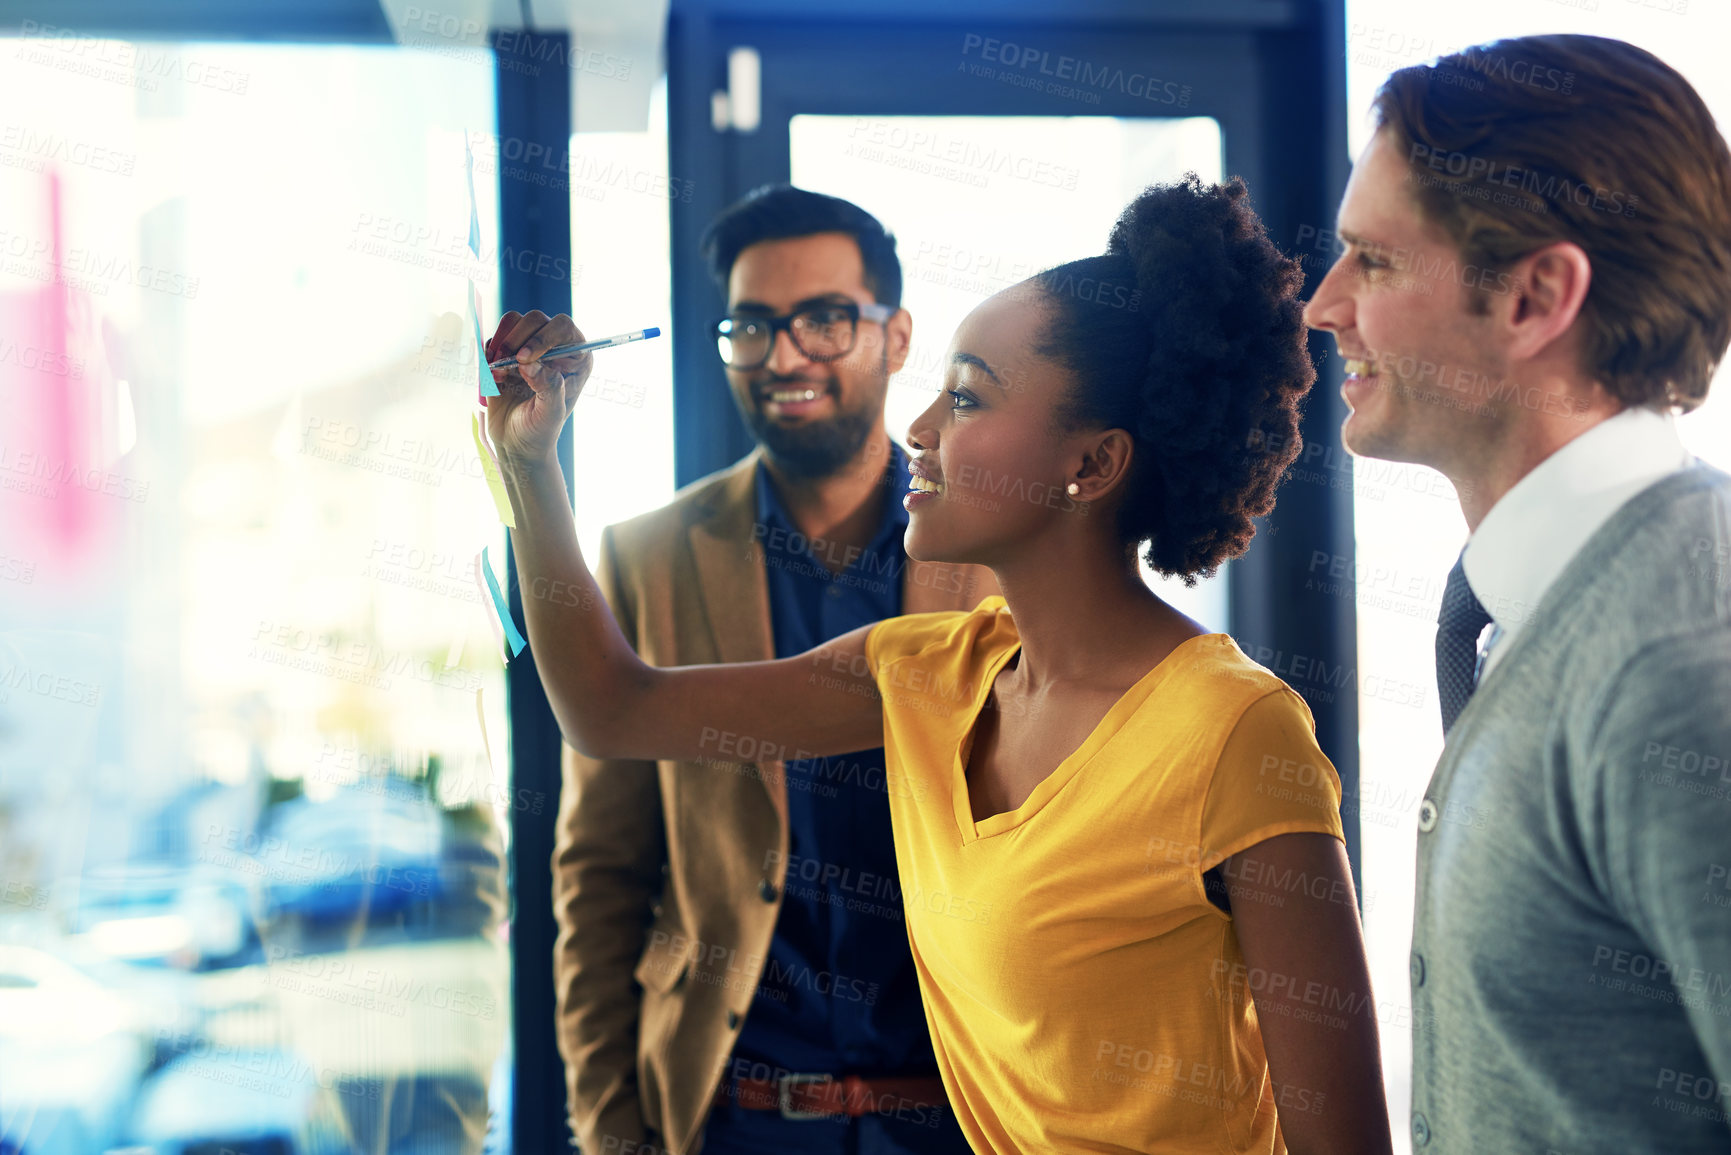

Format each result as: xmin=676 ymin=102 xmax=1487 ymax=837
xmin=472 ymin=412 xmax=516 ymax=528
xmin=476 ymin=688 xmax=495 ymax=774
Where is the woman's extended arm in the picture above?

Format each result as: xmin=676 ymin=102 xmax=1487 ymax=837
xmin=1222 ymin=833 xmax=1393 ymax=1155
xmin=486 ymin=310 xmax=885 ymax=763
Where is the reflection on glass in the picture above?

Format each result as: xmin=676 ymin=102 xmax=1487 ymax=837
xmin=0 ymin=39 xmax=510 ymax=1155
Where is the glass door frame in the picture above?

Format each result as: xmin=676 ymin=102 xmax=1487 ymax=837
xmin=663 ymin=0 xmax=1360 ymax=890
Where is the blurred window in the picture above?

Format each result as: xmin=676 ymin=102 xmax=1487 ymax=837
xmin=0 ymin=38 xmax=516 ymax=1155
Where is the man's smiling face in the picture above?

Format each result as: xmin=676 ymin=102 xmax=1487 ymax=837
xmin=1303 ymin=128 xmax=1510 ymax=472
xmin=724 ymin=231 xmax=906 ymax=479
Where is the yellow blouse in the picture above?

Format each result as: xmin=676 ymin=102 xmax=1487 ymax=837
xmin=864 ymin=596 xmax=1345 ymax=1154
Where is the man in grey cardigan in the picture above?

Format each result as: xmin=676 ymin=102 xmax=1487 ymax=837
xmin=1305 ymin=34 xmax=1731 ymax=1155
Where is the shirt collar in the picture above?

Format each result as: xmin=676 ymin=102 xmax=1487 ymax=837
xmin=1462 ymin=405 xmax=1694 ymax=631
xmin=754 ymin=440 xmax=910 ymax=545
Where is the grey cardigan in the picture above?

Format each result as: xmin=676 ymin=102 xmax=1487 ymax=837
xmin=1409 ymin=461 xmax=1731 ymax=1153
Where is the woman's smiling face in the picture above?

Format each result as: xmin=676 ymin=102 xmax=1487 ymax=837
xmin=902 ymin=284 xmax=1104 ymax=567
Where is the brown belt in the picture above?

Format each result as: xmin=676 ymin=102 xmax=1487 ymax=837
xmin=716 ymin=1073 xmax=948 ymax=1119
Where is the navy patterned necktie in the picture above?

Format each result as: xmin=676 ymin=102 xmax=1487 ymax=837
xmin=1436 ymin=554 xmax=1493 ymax=737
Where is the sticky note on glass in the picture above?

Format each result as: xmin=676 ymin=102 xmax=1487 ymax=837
xmin=465 ymin=135 xmax=481 ymax=259
xmin=471 ymin=412 xmax=515 ymax=527
xmin=475 ymin=687 xmax=496 ymax=773
xmin=480 ymin=545 xmax=528 ymax=657
xmin=469 ymin=283 xmax=498 ymax=399
xmin=472 ymin=552 xmax=507 ymax=659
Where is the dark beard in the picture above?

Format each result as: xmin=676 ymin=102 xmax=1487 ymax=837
xmin=744 ymin=401 xmax=877 ymax=480
xmin=735 ymin=351 xmax=887 ymax=480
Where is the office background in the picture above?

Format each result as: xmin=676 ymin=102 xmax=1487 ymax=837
xmin=0 ymin=0 xmax=1723 ymax=1152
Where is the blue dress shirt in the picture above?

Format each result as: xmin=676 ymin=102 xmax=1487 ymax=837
xmin=732 ymin=440 xmax=938 ymax=1079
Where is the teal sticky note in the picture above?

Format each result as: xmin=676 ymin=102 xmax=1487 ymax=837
xmin=472 ymin=552 xmax=507 ymax=658
xmin=470 ymin=283 xmax=498 ymax=398
xmin=465 ymin=135 xmax=481 ymax=259
xmin=480 ymin=546 xmax=527 ymax=657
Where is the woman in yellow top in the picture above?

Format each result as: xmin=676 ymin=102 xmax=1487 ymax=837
xmin=488 ymin=176 xmax=1393 ymax=1154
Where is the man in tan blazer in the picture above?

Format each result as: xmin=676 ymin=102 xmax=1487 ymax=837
xmin=552 ymin=186 xmax=997 ymax=1155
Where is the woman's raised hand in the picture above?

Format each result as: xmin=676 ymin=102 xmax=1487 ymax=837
xmin=484 ymin=310 xmax=594 ymax=471
xmin=475 ymin=308 xmax=886 ymax=770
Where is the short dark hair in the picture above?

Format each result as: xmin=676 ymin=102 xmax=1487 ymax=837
xmin=1373 ymin=34 xmax=1731 ymax=412
xmin=1034 ymin=175 xmax=1314 ymax=584
xmin=699 ymin=184 xmax=902 ymax=308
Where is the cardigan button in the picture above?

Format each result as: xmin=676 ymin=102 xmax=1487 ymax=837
xmin=1417 ymin=799 xmax=1439 ymax=833
xmin=726 ymin=1010 xmax=741 ymax=1030
xmin=758 ymin=879 xmax=778 ymax=903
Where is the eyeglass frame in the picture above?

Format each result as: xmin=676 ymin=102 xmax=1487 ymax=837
xmin=711 ymin=297 xmax=896 ymax=370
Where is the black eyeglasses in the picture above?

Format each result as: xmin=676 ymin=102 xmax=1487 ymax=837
xmin=713 ymin=300 xmax=895 ymax=369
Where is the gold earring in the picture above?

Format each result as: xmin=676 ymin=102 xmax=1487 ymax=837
xmin=1067 ymin=483 xmax=1080 ymax=496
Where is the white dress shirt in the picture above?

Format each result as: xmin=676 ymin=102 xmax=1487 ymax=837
xmin=1462 ymin=405 xmax=1695 ymax=679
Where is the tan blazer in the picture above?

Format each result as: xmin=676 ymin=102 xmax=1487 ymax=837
xmin=551 ymin=447 xmax=999 ymax=1155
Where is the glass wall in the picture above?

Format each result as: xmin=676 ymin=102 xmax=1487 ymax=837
xmin=0 ymin=37 xmax=512 ymax=1155
xmin=562 ymin=76 xmax=678 ymax=559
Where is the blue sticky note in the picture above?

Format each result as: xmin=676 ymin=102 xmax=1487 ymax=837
xmin=481 ymin=546 xmax=528 ymax=657
xmin=470 ymin=285 xmax=498 ymax=398
xmin=465 ymin=136 xmax=481 ymax=259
